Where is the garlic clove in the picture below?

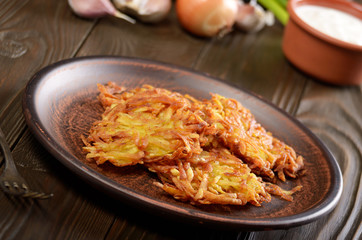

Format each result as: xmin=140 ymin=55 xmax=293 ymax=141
xmin=113 ymin=0 xmax=172 ymax=23
xmin=68 ymin=0 xmax=135 ymax=23
xmin=235 ymin=2 xmax=274 ymax=33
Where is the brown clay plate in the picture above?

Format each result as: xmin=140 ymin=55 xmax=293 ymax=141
xmin=22 ymin=56 xmax=342 ymax=230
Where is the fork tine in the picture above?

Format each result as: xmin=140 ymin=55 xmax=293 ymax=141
xmin=3 ymin=181 xmax=10 ymax=188
xmin=20 ymin=183 xmax=53 ymax=199
xmin=1 ymin=180 xmax=53 ymax=199
xmin=1 ymin=181 xmax=27 ymax=196
xmin=0 ymin=127 xmax=54 ymax=199
xmin=21 ymin=183 xmax=29 ymax=191
xmin=22 ymin=191 xmax=54 ymax=199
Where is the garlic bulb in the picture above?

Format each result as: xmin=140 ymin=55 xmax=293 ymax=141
xmin=113 ymin=0 xmax=172 ymax=23
xmin=235 ymin=1 xmax=274 ymax=33
xmin=68 ymin=0 xmax=135 ymax=23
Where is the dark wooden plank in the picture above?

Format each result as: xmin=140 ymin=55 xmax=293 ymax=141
xmin=250 ymin=83 xmax=362 ymax=240
xmin=1 ymin=0 xmax=361 ymax=239
xmin=190 ymin=15 xmax=361 ymax=240
xmin=74 ymin=7 xmax=264 ymax=240
xmin=0 ymin=3 xmax=210 ymax=240
xmin=76 ymin=5 xmax=207 ymax=67
xmin=0 ymin=90 xmax=25 ymax=148
xmin=192 ymin=24 xmax=307 ymax=115
xmin=0 ymin=0 xmax=119 ymax=239
xmin=0 ymin=128 xmax=116 ymax=240
xmin=0 ymin=0 xmax=95 ymax=114
xmin=105 ymin=213 xmax=248 ymax=240
xmin=1 ymin=117 xmax=247 ymax=240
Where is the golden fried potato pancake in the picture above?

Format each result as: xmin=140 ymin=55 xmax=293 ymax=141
xmin=82 ymin=82 xmax=304 ymax=206
xmin=82 ymin=84 xmax=206 ymax=167
xmin=196 ymin=94 xmax=304 ymax=181
xmin=149 ymin=148 xmax=271 ymax=206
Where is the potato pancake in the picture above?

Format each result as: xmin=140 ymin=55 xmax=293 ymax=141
xmin=82 ymin=82 xmax=304 ymax=206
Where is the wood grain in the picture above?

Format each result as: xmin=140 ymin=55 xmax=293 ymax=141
xmin=77 ymin=5 xmax=206 ymax=68
xmin=0 ymin=0 xmax=95 ymax=114
xmin=249 ymin=83 xmax=362 ymax=240
xmin=0 ymin=129 xmax=116 ymax=240
xmin=192 ymin=24 xmax=307 ymax=115
xmin=0 ymin=90 xmax=25 ymax=148
xmin=0 ymin=0 xmax=361 ymax=239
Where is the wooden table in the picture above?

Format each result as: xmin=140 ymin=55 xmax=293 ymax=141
xmin=0 ymin=0 xmax=361 ymax=239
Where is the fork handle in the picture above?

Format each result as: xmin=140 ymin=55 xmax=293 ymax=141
xmin=0 ymin=127 xmax=18 ymax=171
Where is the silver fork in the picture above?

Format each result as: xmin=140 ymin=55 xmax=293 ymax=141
xmin=0 ymin=127 xmax=53 ymax=199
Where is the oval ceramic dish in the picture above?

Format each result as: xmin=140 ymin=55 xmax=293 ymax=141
xmin=23 ymin=56 xmax=342 ymax=230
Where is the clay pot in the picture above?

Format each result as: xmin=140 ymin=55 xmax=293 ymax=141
xmin=282 ymin=0 xmax=362 ymax=85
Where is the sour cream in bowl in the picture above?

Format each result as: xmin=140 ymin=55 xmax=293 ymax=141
xmin=282 ymin=0 xmax=362 ymax=85
xmin=296 ymin=5 xmax=362 ymax=47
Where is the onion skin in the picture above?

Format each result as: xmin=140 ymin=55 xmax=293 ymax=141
xmin=176 ymin=0 xmax=238 ymax=37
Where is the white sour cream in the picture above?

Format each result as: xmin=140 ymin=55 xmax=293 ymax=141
xmin=296 ymin=5 xmax=362 ymax=46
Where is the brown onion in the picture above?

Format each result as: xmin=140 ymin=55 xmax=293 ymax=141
xmin=176 ymin=0 xmax=238 ymax=37
xmin=113 ymin=0 xmax=172 ymax=23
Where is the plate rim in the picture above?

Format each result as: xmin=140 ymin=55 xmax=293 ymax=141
xmin=22 ymin=55 xmax=343 ymax=230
